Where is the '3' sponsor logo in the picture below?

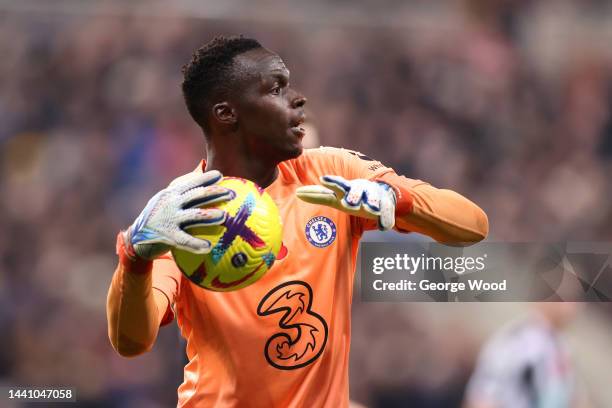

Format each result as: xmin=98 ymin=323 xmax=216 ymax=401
xmin=257 ymin=281 xmax=328 ymax=370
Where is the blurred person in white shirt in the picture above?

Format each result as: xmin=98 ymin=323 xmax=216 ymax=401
xmin=463 ymin=303 xmax=592 ymax=408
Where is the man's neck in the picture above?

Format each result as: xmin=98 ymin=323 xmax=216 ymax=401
xmin=204 ymin=147 xmax=279 ymax=188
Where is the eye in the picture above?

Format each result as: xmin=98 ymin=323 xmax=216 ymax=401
xmin=270 ymin=85 xmax=281 ymax=95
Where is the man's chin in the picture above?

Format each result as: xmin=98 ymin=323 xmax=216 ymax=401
xmin=280 ymin=143 xmax=303 ymax=161
xmin=291 ymin=143 xmax=304 ymax=157
xmin=262 ymin=140 xmax=303 ymax=164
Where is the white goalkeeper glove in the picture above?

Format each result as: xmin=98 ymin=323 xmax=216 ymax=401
xmin=296 ymin=175 xmax=397 ymax=231
xmin=123 ymin=170 xmax=233 ymax=261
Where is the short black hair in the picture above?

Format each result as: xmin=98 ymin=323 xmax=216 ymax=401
xmin=182 ymin=35 xmax=263 ymax=132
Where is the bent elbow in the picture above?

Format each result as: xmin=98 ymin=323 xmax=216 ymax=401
xmin=439 ymin=206 xmax=489 ymax=246
xmin=115 ymin=345 xmax=150 ymax=358
xmin=459 ymin=206 xmax=489 ymax=245
xmin=472 ymin=206 xmax=489 ymax=243
xmin=111 ymin=333 xmax=153 ymax=358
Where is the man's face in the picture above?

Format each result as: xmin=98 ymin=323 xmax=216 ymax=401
xmin=232 ymin=48 xmax=307 ymax=162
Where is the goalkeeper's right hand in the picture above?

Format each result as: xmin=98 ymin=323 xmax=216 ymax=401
xmin=122 ymin=170 xmax=233 ymax=261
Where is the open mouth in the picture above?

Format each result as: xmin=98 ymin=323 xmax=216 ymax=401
xmin=290 ymin=125 xmax=305 ymax=137
xmin=290 ymin=117 xmax=306 ymax=138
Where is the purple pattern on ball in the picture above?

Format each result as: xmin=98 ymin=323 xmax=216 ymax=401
xmin=211 ymin=193 xmax=265 ymax=264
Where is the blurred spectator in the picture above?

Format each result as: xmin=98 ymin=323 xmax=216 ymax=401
xmin=463 ymin=304 xmax=589 ymax=408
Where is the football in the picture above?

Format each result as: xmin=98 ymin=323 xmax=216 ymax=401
xmin=172 ymin=177 xmax=283 ymax=291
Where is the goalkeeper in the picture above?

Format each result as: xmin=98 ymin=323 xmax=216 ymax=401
xmin=106 ymin=35 xmax=489 ymax=407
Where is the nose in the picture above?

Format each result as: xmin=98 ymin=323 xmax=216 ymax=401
xmin=291 ymin=93 xmax=307 ymax=109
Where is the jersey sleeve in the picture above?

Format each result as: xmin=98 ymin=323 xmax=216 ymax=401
xmin=151 ymin=254 xmax=182 ymax=326
xmin=298 ymin=147 xmax=487 ymax=243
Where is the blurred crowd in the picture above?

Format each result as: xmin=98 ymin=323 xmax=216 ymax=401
xmin=1 ymin=0 xmax=611 ymax=406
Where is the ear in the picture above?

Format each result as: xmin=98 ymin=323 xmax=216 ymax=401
xmin=212 ymin=102 xmax=237 ymax=125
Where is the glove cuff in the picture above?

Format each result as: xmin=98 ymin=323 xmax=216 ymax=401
xmin=116 ymin=231 xmax=153 ymax=275
xmin=376 ymin=180 xmax=413 ymax=217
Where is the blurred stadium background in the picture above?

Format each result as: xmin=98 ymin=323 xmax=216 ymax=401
xmin=1 ymin=0 xmax=612 ymax=406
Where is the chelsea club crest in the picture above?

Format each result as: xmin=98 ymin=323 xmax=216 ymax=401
xmin=305 ymin=216 xmax=336 ymax=248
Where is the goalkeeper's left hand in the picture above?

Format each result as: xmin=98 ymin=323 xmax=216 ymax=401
xmin=296 ymin=175 xmax=396 ymax=230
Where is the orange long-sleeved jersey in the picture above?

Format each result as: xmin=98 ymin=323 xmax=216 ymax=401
xmin=107 ymin=147 xmax=488 ymax=407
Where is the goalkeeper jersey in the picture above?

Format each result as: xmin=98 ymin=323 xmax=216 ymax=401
xmin=146 ymin=146 xmax=488 ymax=407
xmin=152 ymin=147 xmax=423 ymax=407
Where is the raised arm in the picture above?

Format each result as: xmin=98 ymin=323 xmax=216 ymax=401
xmin=379 ymin=174 xmax=489 ymax=245
xmin=106 ymin=170 xmax=231 ymax=357
xmin=294 ymin=147 xmax=488 ymax=245
xmin=107 ymin=251 xmax=168 ymax=356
